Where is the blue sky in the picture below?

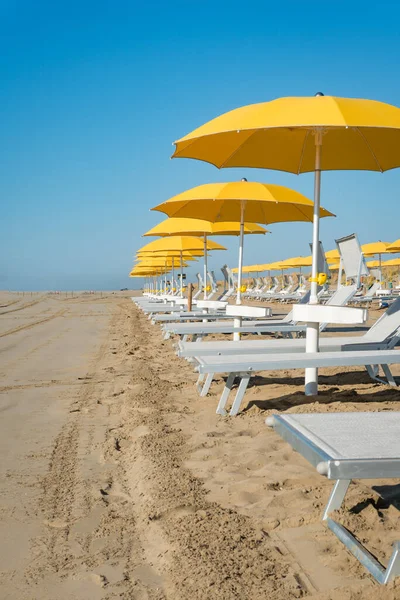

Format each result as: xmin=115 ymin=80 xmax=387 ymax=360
xmin=1 ymin=0 xmax=400 ymax=290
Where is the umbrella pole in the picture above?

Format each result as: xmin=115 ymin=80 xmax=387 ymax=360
xmin=180 ymin=251 xmax=183 ymax=296
xmin=305 ymin=130 xmax=323 ymax=396
xmin=236 ymin=200 xmax=245 ymax=305
xmin=204 ymin=233 xmax=208 ymax=299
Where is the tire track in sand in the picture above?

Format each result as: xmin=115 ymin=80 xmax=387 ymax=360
xmin=0 ymin=308 xmax=66 ymax=338
xmin=26 ymin=301 xmax=164 ymax=599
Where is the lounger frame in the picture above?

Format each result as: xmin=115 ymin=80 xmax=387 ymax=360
xmin=269 ymin=414 xmax=400 ymax=584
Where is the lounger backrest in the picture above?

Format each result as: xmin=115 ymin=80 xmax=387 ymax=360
xmin=364 ymin=281 xmax=381 ymax=299
xmin=363 ymin=296 xmax=400 ymax=343
xmin=336 ymin=233 xmax=369 ymax=286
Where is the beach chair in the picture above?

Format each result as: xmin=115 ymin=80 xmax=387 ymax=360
xmin=350 ymin=281 xmax=381 ymax=305
xmin=162 ymin=283 xmax=357 ymax=341
xmin=219 ymin=265 xmax=235 ymax=301
xmin=178 ymin=295 xmax=400 ymax=358
xmin=266 ymin=412 xmax=400 ymax=584
xmin=193 ymin=347 xmax=400 ymax=416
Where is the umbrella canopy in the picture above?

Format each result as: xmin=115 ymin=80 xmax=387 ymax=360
xmin=136 ymin=249 xmax=204 ymax=257
xmin=283 ymin=256 xmax=313 ymax=268
xmin=232 ymin=264 xmax=265 ymax=274
xmin=361 ymin=241 xmax=393 ymax=256
xmin=382 ymin=258 xmax=400 ymax=267
xmin=152 ymin=181 xmax=333 ymax=304
xmin=325 ymin=249 xmax=340 ymax=261
xmin=138 ymin=236 xmax=226 ymax=253
xmin=366 ymin=260 xmax=381 ymax=268
xmin=172 ymin=95 xmax=400 ymax=172
xmin=387 ymin=239 xmax=400 ymax=252
xmin=152 ymin=181 xmax=333 ymax=223
xmin=328 ymin=263 xmax=340 ymax=271
xmin=143 ymin=217 xmax=267 ymax=237
xmin=171 ymin=93 xmax=400 ymax=395
xmin=143 ymin=217 xmax=266 ymax=299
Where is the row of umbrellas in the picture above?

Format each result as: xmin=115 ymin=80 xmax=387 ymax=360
xmin=234 ymin=240 xmax=400 ymax=275
xmin=132 ymin=93 xmax=400 ymax=396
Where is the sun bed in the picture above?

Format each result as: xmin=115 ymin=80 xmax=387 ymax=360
xmin=162 ymin=284 xmax=357 ymax=341
xmin=193 ymin=348 xmax=400 ymax=416
xmin=266 ymin=412 xmax=400 ymax=584
xmin=178 ymin=296 xmax=400 ymax=358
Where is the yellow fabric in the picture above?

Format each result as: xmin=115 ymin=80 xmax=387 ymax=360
xmin=325 ymin=249 xmax=340 ymax=260
xmin=366 ymin=260 xmax=381 ymax=268
xmin=143 ymin=217 xmax=267 ymax=237
xmin=136 ymin=250 xmax=203 ymax=258
xmin=172 ymin=95 xmax=400 ymax=173
xmin=138 ymin=236 xmax=226 ymax=253
xmin=152 ymin=181 xmax=334 ymax=224
xmin=361 ymin=241 xmax=393 ymax=256
xmin=328 ymin=263 xmax=340 ymax=271
xmin=382 ymin=258 xmax=400 ymax=266
xmin=386 ymin=239 xmax=400 ymax=253
xmin=232 ymin=264 xmax=264 ymax=273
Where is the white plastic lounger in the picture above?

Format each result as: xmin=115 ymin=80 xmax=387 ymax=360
xmin=163 ymin=285 xmax=357 ymax=341
xmin=178 ymin=296 xmax=400 ymax=358
xmin=193 ymin=349 xmax=400 ymax=416
xmin=266 ymin=412 xmax=400 ymax=584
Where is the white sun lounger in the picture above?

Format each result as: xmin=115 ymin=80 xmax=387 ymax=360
xmin=163 ymin=285 xmax=357 ymax=341
xmin=178 ymin=296 xmax=400 ymax=358
xmin=193 ymin=349 xmax=400 ymax=416
xmin=266 ymin=412 xmax=400 ymax=584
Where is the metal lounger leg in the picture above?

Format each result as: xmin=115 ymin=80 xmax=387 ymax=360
xmin=200 ymin=373 xmax=214 ymax=397
xmin=216 ymin=373 xmax=236 ymax=416
xmin=381 ymin=364 xmax=398 ymax=387
xmin=164 ymin=330 xmax=171 ymax=340
xmin=229 ymin=373 xmax=252 ymax=416
xmin=196 ymin=373 xmax=205 ymax=393
xmin=366 ymin=364 xmax=398 ymax=387
xmin=322 ymin=479 xmax=351 ymax=520
xmin=324 ymin=479 xmax=400 ymax=584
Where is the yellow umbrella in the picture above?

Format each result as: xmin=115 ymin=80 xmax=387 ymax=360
xmin=325 ymin=249 xmax=340 ymax=261
xmin=387 ymin=239 xmax=400 ymax=253
xmin=152 ymin=181 xmax=333 ymax=304
xmin=138 ymin=236 xmax=226 ymax=253
xmin=328 ymin=262 xmax=340 ymax=271
xmin=382 ymin=258 xmax=400 ymax=267
xmin=143 ymin=217 xmax=267 ymax=299
xmin=361 ymin=241 xmax=393 ymax=256
xmin=137 ymin=236 xmax=225 ymax=296
xmin=366 ymin=260 xmax=381 ymax=268
xmin=232 ymin=264 xmax=265 ymax=274
xmin=143 ymin=217 xmax=267 ymax=237
xmin=171 ymin=94 xmax=400 ymax=394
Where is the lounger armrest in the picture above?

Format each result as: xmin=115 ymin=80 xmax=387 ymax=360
xmin=292 ymin=304 xmax=367 ymax=324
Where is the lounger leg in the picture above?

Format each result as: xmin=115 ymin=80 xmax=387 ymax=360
xmin=366 ymin=364 xmax=398 ymax=387
xmin=322 ymin=479 xmax=351 ymax=520
xmin=164 ymin=330 xmax=171 ymax=340
xmin=229 ymin=373 xmax=252 ymax=416
xmin=196 ymin=373 xmax=205 ymax=393
xmin=216 ymin=373 xmax=236 ymax=416
xmin=200 ymin=373 xmax=214 ymax=397
xmin=381 ymin=364 xmax=398 ymax=387
xmin=323 ymin=479 xmax=400 ymax=584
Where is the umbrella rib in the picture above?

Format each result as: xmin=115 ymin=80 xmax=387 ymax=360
xmin=297 ymin=130 xmax=310 ymax=175
xmin=354 ymin=127 xmax=384 ymax=173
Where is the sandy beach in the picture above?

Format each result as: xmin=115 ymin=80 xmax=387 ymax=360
xmin=1 ymin=291 xmax=400 ymax=599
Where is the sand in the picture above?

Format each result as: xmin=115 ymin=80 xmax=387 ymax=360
xmin=1 ymin=290 xmax=400 ymax=599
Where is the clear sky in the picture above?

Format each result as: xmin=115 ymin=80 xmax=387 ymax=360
xmin=1 ymin=0 xmax=400 ymax=290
